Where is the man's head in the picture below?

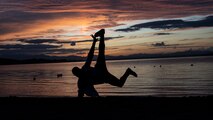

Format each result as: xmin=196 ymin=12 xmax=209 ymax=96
xmin=72 ymin=67 xmax=81 ymax=77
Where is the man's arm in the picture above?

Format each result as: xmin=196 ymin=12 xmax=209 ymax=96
xmin=83 ymin=35 xmax=97 ymax=68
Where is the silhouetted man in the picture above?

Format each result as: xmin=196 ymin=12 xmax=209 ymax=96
xmin=72 ymin=29 xmax=137 ymax=97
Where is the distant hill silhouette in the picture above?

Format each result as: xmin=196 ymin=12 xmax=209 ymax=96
xmin=107 ymin=48 xmax=213 ymax=60
xmin=0 ymin=48 xmax=212 ymax=65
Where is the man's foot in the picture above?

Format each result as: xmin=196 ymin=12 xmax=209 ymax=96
xmin=94 ymin=29 xmax=105 ymax=37
xmin=127 ymin=68 xmax=138 ymax=77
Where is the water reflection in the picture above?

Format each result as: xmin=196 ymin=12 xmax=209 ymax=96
xmin=0 ymin=56 xmax=213 ymax=97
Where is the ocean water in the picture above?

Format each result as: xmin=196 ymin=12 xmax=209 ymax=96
xmin=0 ymin=56 xmax=213 ymax=97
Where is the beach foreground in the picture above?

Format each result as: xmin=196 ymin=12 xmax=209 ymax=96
xmin=1 ymin=96 xmax=212 ymax=120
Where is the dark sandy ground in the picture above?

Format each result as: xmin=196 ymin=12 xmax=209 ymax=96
xmin=0 ymin=96 xmax=212 ymax=120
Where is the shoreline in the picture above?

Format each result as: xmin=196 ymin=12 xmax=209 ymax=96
xmin=1 ymin=96 xmax=212 ymax=119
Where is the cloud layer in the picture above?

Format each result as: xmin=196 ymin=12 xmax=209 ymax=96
xmin=1 ymin=0 xmax=213 ymax=39
xmin=116 ymin=16 xmax=213 ymax=32
xmin=0 ymin=0 xmax=213 ymax=59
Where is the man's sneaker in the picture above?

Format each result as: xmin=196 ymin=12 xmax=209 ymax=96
xmin=127 ymin=68 xmax=138 ymax=77
xmin=94 ymin=29 xmax=105 ymax=37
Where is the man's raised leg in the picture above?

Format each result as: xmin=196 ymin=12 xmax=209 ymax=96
xmin=94 ymin=29 xmax=107 ymax=71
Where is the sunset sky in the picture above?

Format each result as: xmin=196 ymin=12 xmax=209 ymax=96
xmin=0 ymin=0 xmax=213 ymax=59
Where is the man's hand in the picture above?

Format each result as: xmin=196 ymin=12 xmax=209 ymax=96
xmin=91 ymin=34 xmax=98 ymax=42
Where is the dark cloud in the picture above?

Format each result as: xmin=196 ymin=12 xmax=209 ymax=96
xmin=159 ymin=0 xmax=213 ymax=7
xmin=47 ymin=48 xmax=88 ymax=55
xmin=0 ymin=48 xmax=87 ymax=60
xmin=116 ymin=16 xmax=213 ymax=32
xmin=150 ymin=45 xmax=207 ymax=49
xmin=0 ymin=0 xmax=78 ymax=12
xmin=151 ymin=42 xmax=179 ymax=48
xmin=150 ymin=42 xmax=206 ymax=49
xmin=87 ymin=23 xmax=125 ymax=31
xmin=178 ymin=38 xmax=203 ymax=41
xmin=151 ymin=41 xmax=184 ymax=48
xmin=0 ymin=10 xmax=48 ymax=23
xmin=17 ymin=38 xmax=74 ymax=45
xmin=0 ymin=44 xmax=60 ymax=50
xmin=152 ymin=42 xmax=167 ymax=47
xmin=0 ymin=43 xmax=88 ymax=59
xmin=154 ymin=33 xmax=173 ymax=36
xmin=18 ymin=39 xmax=59 ymax=44
xmin=1 ymin=0 xmax=212 ymax=15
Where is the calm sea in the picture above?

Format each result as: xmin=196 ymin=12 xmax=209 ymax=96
xmin=0 ymin=56 xmax=213 ymax=97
